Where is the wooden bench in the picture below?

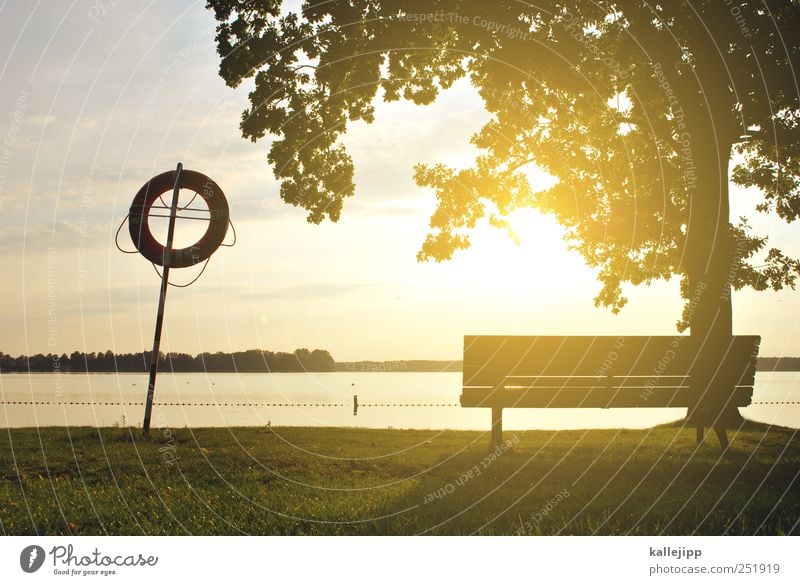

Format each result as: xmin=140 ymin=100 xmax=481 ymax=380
xmin=461 ymin=335 xmax=760 ymax=450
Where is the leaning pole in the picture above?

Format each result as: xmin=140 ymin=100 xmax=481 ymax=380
xmin=122 ymin=164 xmax=232 ymax=436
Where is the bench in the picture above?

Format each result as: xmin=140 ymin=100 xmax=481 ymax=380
xmin=461 ymin=335 xmax=761 ymax=450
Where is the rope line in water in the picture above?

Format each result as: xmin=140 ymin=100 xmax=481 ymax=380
xmin=0 ymin=401 xmax=460 ymax=408
xmin=360 ymin=403 xmax=459 ymax=407
xmin=2 ymin=401 xmax=797 ymax=407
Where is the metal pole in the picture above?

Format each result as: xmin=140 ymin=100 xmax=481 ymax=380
xmin=143 ymin=162 xmax=183 ymax=436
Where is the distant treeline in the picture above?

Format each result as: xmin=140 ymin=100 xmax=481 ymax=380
xmin=2 ymin=353 xmax=798 ymax=373
xmin=0 ymin=349 xmax=335 ymax=373
xmin=338 ymin=359 xmax=800 ymax=373
xmin=757 ymin=357 xmax=800 ymax=371
xmin=335 ymin=360 xmax=462 ymax=372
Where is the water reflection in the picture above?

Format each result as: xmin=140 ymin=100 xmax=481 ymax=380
xmin=1 ymin=371 xmax=797 ymax=430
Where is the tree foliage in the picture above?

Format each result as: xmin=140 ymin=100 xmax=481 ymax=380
xmin=207 ymin=0 xmax=800 ymax=329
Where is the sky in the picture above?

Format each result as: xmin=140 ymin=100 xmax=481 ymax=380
xmin=0 ymin=0 xmax=798 ymax=361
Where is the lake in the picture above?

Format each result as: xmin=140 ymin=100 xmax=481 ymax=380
xmin=1 ymin=371 xmax=798 ymax=430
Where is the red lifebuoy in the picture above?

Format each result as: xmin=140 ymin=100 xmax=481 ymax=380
xmin=129 ymin=169 xmax=229 ymax=268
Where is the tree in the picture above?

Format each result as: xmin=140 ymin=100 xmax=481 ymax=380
xmin=309 ymin=349 xmax=336 ymax=371
xmin=207 ymin=1 xmax=800 ymax=433
xmin=69 ymin=351 xmax=86 ymax=372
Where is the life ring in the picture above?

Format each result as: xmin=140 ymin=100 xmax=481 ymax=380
xmin=129 ymin=169 xmax=229 ymax=268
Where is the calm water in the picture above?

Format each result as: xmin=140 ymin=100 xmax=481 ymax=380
xmin=1 ymin=371 xmax=798 ymax=430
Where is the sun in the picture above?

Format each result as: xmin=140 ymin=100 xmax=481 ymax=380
xmin=503 ymin=208 xmax=567 ymax=253
xmin=444 ymin=205 xmax=587 ymax=295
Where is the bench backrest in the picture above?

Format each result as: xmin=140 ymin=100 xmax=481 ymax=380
xmin=463 ymin=335 xmax=760 ymax=391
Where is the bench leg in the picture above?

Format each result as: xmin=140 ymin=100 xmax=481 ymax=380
xmin=696 ymin=425 xmax=704 ymax=445
xmin=491 ymin=407 xmax=503 ymax=450
xmin=713 ymin=426 xmax=729 ymax=452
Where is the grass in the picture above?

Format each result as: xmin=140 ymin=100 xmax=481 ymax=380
xmin=0 ymin=421 xmax=797 ymax=535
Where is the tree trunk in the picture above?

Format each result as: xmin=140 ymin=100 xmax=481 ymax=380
xmin=684 ymin=120 xmax=741 ymax=431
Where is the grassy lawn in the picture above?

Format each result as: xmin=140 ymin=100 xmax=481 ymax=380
xmin=1 ymin=421 xmax=797 ymax=535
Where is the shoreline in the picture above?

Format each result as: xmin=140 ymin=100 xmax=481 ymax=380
xmin=4 ymin=364 xmax=800 ymax=373
xmin=2 ymin=417 xmax=799 ymax=432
